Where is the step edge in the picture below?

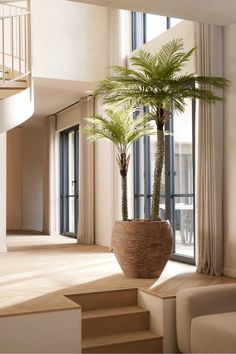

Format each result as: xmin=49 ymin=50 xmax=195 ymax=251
xmin=66 ymin=287 xmax=138 ymax=298
xmin=82 ymin=331 xmax=163 ymax=349
xmin=82 ymin=306 xmax=149 ymax=319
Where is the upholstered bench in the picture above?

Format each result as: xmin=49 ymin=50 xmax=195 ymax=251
xmin=176 ymin=284 xmax=236 ymax=353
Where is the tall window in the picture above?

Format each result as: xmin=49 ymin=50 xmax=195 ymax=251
xmin=132 ymin=12 xmax=195 ymax=264
xmin=60 ymin=125 xmax=79 ymax=238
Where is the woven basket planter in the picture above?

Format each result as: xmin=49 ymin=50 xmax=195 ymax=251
xmin=112 ymin=220 xmax=173 ymax=279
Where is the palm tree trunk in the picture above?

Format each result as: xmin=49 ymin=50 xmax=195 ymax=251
xmin=152 ymin=126 xmax=165 ymax=221
xmin=121 ymin=174 xmax=128 ymax=221
xmin=119 ymin=152 xmax=129 ymax=221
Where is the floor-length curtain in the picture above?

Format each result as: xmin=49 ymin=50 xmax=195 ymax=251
xmin=44 ymin=115 xmax=60 ymax=236
xmin=195 ymin=23 xmax=224 ymax=275
xmin=77 ymin=96 xmax=95 ymax=244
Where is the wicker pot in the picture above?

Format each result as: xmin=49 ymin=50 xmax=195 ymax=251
xmin=112 ymin=220 xmax=173 ymax=279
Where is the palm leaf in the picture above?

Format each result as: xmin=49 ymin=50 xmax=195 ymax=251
xmin=83 ymin=107 xmax=154 ymax=155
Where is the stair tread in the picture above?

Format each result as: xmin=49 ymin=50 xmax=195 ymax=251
xmin=82 ymin=305 xmax=148 ymax=319
xmin=67 ymin=288 xmax=137 ymax=311
xmin=83 ymin=330 xmax=162 ymax=349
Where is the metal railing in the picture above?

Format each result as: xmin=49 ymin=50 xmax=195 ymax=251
xmin=0 ymin=2 xmax=31 ymax=87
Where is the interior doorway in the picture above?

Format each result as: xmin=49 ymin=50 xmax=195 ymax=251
xmin=60 ymin=125 xmax=79 ymax=238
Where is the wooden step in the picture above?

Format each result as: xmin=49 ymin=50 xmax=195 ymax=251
xmin=82 ymin=305 xmax=149 ymax=338
xmin=82 ymin=330 xmax=163 ymax=353
xmin=66 ymin=288 xmax=137 ymax=311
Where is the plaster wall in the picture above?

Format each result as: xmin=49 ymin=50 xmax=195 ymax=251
xmin=7 ymin=126 xmax=43 ymax=232
xmin=0 ymin=308 xmax=81 ymax=353
xmin=94 ymin=9 xmax=132 ymax=247
xmin=130 ymin=20 xmax=195 ymax=72
xmin=7 ymin=128 xmax=22 ymax=230
xmin=31 ymin=0 xmax=109 ymax=82
xmin=22 ymin=127 xmax=43 ymax=231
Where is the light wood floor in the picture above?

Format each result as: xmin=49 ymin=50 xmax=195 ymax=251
xmin=1 ymin=234 xmax=236 ymax=317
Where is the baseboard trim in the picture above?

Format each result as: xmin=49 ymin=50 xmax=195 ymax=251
xmin=223 ymin=267 xmax=236 ymax=278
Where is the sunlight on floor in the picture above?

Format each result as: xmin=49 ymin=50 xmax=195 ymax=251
xmin=0 ymin=234 xmax=195 ymax=314
xmin=1 ymin=233 xmax=233 ymax=317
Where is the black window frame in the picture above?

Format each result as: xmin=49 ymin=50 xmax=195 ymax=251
xmin=60 ymin=125 xmax=79 ymax=238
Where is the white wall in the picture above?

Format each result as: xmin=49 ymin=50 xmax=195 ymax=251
xmin=223 ymin=22 xmax=236 ymax=277
xmin=0 ymin=133 xmax=7 ymax=252
xmin=31 ymin=0 xmax=109 ymax=82
xmin=94 ymin=9 xmax=132 ymax=247
xmin=131 ymin=20 xmax=195 ymax=72
xmin=7 ymin=126 xmax=43 ymax=232
xmin=7 ymin=128 xmax=22 ymax=230
xmin=0 ymin=308 xmax=81 ymax=353
xmin=22 ymin=127 xmax=43 ymax=231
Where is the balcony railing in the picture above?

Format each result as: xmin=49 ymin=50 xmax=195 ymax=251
xmin=0 ymin=2 xmax=31 ymax=87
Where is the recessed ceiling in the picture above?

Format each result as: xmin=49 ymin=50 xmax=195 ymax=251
xmin=69 ymin=0 xmax=236 ymax=26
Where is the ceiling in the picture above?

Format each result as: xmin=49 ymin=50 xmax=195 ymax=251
xmin=70 ymin=0 xmax=236 ymax=26
xmin=23 ymin=77 xmax=96 ymax=127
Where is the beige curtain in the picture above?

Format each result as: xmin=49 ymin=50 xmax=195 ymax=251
xmin=195 ymin=23 xmax=224 ymax=275
xmin=43 ymin=115 xmax=60 ymax=236
xmin=77 ymin=96 xmax=95 ymax=244
xmin=45 ymin=98 xmax=95 ymax=243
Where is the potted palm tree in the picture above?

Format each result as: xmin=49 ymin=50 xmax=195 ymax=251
xmin=91 ymin=38 xmax=230 ymax=279
xmin=83 ymin=106 xmax=154 ymax=221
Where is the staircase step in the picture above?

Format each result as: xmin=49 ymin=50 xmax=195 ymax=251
xmin=82 ymin=330 xmax=163 ymax=353
xmin=82 ymin=306 xmax=149 ymax=338
xmin=67 ymin=288 xmax=137 ymax=311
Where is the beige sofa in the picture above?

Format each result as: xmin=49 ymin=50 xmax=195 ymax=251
xmin=176 ymin=284 xmax=236 ymax=353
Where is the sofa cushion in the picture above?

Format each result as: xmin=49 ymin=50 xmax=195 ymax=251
xmin=191 ymin=311 xmax=236 ymax=353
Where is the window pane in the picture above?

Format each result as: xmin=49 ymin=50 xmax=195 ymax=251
xmin=132 ymin=12 xmax=145 ymax=49
xmin=170 ymin=17 xmax=183 ymax=27
xmin=146 ymin=14 xmax=167 ymax=42
xmin=60 ymin=126 xmax=79 ymax=238
xmin=69 ymin=197 xmax=75 ymax=233
xmin=134 ymin=137 xmax=145 ymax=195
xmin=174 ymin=196 xmax=194 ymax=257
xmin=135 ymin=196 xmax=145 ymax=219
xmin=173 ymin=99 xmax=193 ymax=194
xmin=159 ymin=196 xmax=166 ymax=219
xmin=68 ymin=131 xmax=75 ymax=195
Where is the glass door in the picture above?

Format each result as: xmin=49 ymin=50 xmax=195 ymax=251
xmin=60 ymin=125 xmax=79 ymax=238
xmin=167 ymin=99 xmax=195 ymax=263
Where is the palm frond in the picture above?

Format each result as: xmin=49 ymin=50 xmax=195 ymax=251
xmin=83 ymin=107 xmax=154 ymax=155
xmin=93 ymin=38 xmax=230 ymax=113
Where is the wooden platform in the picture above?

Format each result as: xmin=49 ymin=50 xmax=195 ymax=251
xmin=1 ymin=234 xmax=236 ymax=317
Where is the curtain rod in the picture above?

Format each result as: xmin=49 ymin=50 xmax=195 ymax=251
xmin=47 ymin=99 xmax=81 ymax=118
xmin=47 ymin=94 xmax=93 ymax=118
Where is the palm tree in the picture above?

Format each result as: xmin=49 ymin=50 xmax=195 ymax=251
xmin=93 ymin=38 xmax=230 ymax=221
xmin=83 ymin=107 xmax=154 ymax=221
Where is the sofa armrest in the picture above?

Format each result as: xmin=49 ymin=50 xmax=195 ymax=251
xmin=176 ymin=283 xmax=236 ymax=353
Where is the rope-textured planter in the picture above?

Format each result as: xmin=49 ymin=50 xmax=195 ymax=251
xmin=112 ymin=220 xmax=173 ymax=278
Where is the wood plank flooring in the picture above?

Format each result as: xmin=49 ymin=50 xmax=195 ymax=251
xmin=0 ymin=234 xmax=235 ymax=317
